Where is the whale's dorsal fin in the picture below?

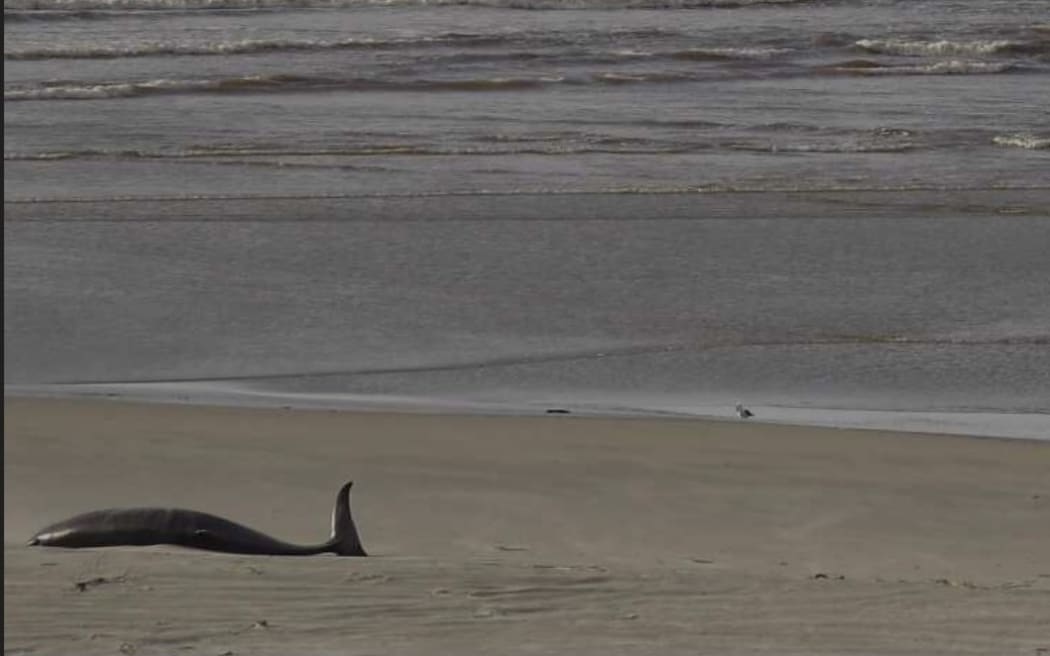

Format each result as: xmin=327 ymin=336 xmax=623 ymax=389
xmin=329 ymin=481 xmax=367 ymax=557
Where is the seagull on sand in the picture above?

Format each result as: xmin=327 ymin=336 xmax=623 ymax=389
xmin=736 ymin=403 xmax=754 ymax=419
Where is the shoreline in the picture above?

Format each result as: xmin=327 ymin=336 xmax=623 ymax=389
xmin=6 ymin=383 xmax=1049 ymax=442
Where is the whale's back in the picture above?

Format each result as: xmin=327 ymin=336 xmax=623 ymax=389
xmin=29 ymin=507 xmax=264 ymax=550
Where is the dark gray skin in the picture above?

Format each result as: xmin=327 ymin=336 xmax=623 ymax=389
xmin=28 ymin=481 xmax=366 ymax=556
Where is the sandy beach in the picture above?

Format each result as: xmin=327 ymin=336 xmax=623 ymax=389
xmin=3 ymin=397 xmax=1048 ymax=655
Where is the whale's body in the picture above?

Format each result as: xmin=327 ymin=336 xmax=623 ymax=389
xmin=28 ymin=481 xmax=366 ymax=556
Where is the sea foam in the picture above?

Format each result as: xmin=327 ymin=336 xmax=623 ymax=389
xmin=5 ymin=0 xmax=821 ymax=11
xmin=855 ymin=38 xmax=1023 ymax=57
xmin=993 ymin=133 xmax=1050 ymax=150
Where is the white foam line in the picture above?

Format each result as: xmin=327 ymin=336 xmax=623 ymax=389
xmin=7 ymin=382 xmax=1048 ymax=441
xmin=5 ymin=183 xmax=1049 ymax=205
xmin=653 ymin=404 xmax=1050 ymax=441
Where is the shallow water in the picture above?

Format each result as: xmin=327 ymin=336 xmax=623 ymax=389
xmin=4 ymin=0 xmax=1049 ymax=436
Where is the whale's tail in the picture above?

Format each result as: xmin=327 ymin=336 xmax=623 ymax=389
xmin=328 ymin=481 xmax=368 ymax=556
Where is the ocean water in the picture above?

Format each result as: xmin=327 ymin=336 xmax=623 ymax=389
xmin=4 ymin=0 xmax=1050 ymax=437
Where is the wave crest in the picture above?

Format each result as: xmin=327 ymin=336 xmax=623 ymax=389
xmin=821 ymin=59 xmax=1016 ymax=76
xmin=993 ymin=134 xmax=1050 ymax=150
xmin=670 ymin=46 xmax=791 ymax=61
xmin=854 ymin=38 xmax=1033 ymax=57
xmin=4 ymin=71 xmax=700 ymax=101
xmin=6 ymin=38 xmax=801 ymax=64
xmin=5 ymin=0 xmax=821 ymax=12
xmin=4 ymin=74 xmax=317 ymax=100
xmin=3 ymin=34 xmax=513 ymax=60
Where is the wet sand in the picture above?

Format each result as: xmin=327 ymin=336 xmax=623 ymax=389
xmin=4 ymin=397 xmax=1049 ymax=655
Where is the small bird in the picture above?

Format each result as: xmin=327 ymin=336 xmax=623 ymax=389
xmin=736 ymin=403 xmax=754 ymax=419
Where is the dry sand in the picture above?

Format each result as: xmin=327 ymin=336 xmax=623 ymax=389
xmin=4 ymin=397 xmax=1049 ymax=655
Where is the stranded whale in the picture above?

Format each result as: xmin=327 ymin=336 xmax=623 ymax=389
xmin=28 ymin=481 xmax=366 ymax=556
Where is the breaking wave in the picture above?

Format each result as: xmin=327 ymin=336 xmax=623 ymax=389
xmin=4 ymin=0 xmax=823 ymax=12
xmin=854 ymin=38 xmax=1042 ymax=57
xmin=4 ymin=71 xmax=700 ymax=101
xmin=3 ymin=75 xmax=339 ymax=100
xmin=820 ymin=59 xmax=1017 ymax=76
xmin=5 ymin=38 xmax=798 ymax=63
xmin=669 ymin=46 xmax=792 ymax=60
xmin=3 ymin=35 xmax=511 ymax=60
xmin=728 ymin=141 xmax=915 ymax=154
xmin=992 ymin=133 xmax=1050 ymax=150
